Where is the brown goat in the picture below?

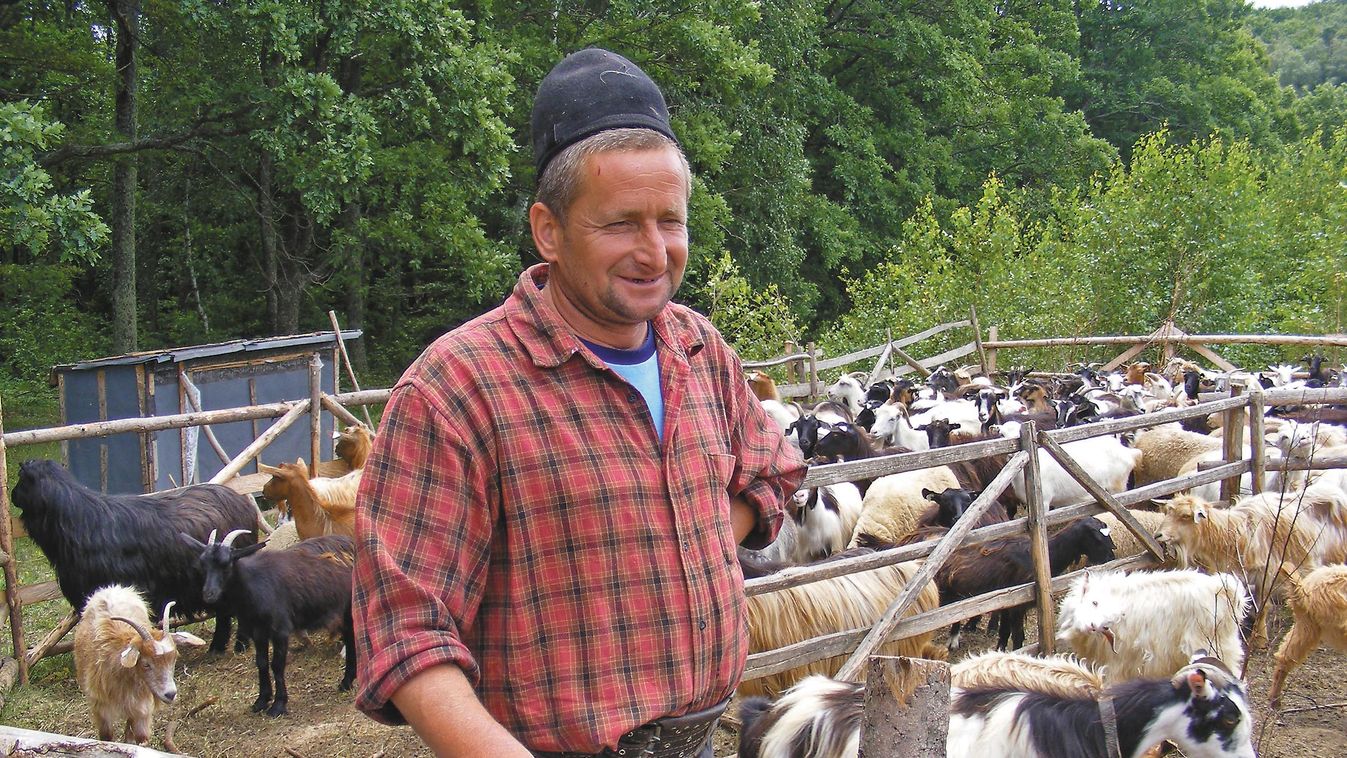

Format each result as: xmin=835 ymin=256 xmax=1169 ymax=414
xmin=73 ymin=585 xmax=206 ymax=746
xmin=746 ymin=370 xmax=782 ymax=402
xmin=333 ymin=424 xmax=374 ymax=470
xmin=260 ymin=461 xmax=358 ymax=539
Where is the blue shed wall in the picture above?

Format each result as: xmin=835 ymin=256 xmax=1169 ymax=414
xmin=63 ymin=366 xmax=145 ymax=494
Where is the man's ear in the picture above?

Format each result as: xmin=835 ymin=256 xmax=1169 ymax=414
xmin=530 ymin=201 xmax=563 ymax=264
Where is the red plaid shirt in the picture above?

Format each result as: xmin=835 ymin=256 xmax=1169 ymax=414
xmin=352 ymin=264 xmax=805 ymax=752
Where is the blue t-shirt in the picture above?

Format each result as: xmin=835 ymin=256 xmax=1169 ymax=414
xmin=580 ymin=326 xmax=664 ymax=441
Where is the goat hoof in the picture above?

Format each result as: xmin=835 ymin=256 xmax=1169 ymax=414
xmin=339 ymin=679 xmax=353 ymax=692
xmin=251 ymin=699 xmax=269 ymax=714
xmin=265 ymin=702 xmax=287 ymax=718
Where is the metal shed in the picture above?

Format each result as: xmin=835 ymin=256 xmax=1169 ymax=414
xmin=51 ymin=331 xmax=361 ymax=494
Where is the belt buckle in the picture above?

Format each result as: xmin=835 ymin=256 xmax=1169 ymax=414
xmin=639 ymin=724 xmax=662 ymax=757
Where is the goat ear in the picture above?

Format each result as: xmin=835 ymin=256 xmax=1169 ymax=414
xmin=923 ymin=488 xmax=937 ymax=501
xmin=172 ymin=631 xmax=209 ymax=649
xmin=258 ymin=463 xmax=281 ymax=475
xmin=119 ymin=644 xmax=141 ymax=668
xmin=1194 ymin=506 xmax=1208 ymax=523
xmin=178 ymin=532 xmax=206 ymax=551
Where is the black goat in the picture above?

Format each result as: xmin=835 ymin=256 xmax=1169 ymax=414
xmin=937 ymin=516 xmax=1115 ymax=651
xmin=916 ymin=487 xmax=1008 ymax=531
xmin=811 ymin=421 xmax=910 ymax=496
xmin=182 ymin=530 xmax=356 ymax=717
xmin=10 ymin=458 xmax=256 ymax=653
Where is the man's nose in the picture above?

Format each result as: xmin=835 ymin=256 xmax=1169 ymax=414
xmin=631 ymin=221 xmax=668 ymax=268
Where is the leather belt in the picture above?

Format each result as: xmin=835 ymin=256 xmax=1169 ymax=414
xmin=534 ymin=697 xmax=728 ymax=758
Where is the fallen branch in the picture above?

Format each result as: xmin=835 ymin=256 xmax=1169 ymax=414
xmin=285 ymin=748 xmax=311 ymax=758
xmin=1280 ymin=700 xmax=1347 ymax=715
xmin=163 ymin=696 xmax=217 ymax=754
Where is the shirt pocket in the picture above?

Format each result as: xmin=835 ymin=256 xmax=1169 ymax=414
xmin=704 ymin=452 xmax=740 ymax=564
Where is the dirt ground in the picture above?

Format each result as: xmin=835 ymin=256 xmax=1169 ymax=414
xmin=2 ymin=607 xmax=1344 ymax=757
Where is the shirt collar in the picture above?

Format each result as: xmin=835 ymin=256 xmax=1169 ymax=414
xmin=505 ymin=263 xmax=703 ymax=369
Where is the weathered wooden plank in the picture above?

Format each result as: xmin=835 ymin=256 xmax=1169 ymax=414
xmin=207 ymin=400 xmax=310 ymax=485
xmin=0 ymin=725 xmax=188 ymax=757
xmin=1021 ymin=422 xmax=1056 ymax=655
xmin=0 ymin=391 xmax=25 ymax=685
xmin=861 ymin=657 xmax=950 ymax=758
xmin=2 ymin=401 xmax=302 ymax=447
xmin=801 ymin=436 xmax=1021 ymax=489
xmin=1044 ymin=395 xmax=1248 ymax=444
xmin=983 ymin=333 xmax=1347 ymax=349
xmin=25 ymin=610 xmax=77 ymax=667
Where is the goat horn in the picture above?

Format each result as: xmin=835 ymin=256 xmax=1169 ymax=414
xmin=161 ymin=601 xmax=176 ymax=634
xmin=221 ymin=529 xmax=252 ymax=548
xmin=110 ymin=616 xmax=153 ymax=641
xmin=207 ymin=528 xmax=219 ymax=545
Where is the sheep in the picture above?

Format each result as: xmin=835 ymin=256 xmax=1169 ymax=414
xmin=72 ymin=586 xmax=207 ymax=746
xmin=1056 ymin=569 xmax=1250 ymax=683
xmin=741 ymin=553 xmax=944 ymax=698
xmin=937 ymin=516 xmax=1116 ymax=651
xmin=787 ymin=483 xmax=865 ymax=563
xmin=1268 ymin=565 xmax=1347 ymax=708
xmin=748 ymin=370 xmax=783 ymax=402
xmin=10 ymin=458 xmax=257 ymax=653
xmin=260 ymin=460 xmax=359 ymax=539
xmin=1157 ymin=492 xmax=1323 ymax=647
xmin=997 ymin=423 xmax=1143 ymax=510
xmin=948 ymin=654 xmax=1257 ymax=758
xmin=848 ymin=466 xmax=961 ymax=547
xmin=1090 ymin=509 xmax=1166 ymax=560
xmin=181 ymin=529 xmax=357 ymax=717
xmin=1131 ymin=424 xmax=1222 ymax=487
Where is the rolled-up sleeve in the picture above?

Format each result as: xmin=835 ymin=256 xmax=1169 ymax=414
xmin=724 ymin=361 xmax=807 ymax=550
xmin=352 ymin=380 xmax=496 ymax=725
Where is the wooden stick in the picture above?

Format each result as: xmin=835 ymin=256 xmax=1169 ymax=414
xmin=1249 ymin=391 xmax=1266 ymax=495
xmin=328 ymin=311 xmax=375 ymax=429
xmin=983 ymin=333 xmax=1347 ymax=349
xmin=309 ymin=354 xmax=322 ymax=478
xmin=3 ymin=401 xmax=301 ymax=447
xmin=0 ymin=392 xmax=27 ymax=685
xmin=1280 ymin=701 xmax=1347 ymax=715
xmin=320 ymin=395 xmax=365 ymax=430
xmin=25 ymin=610 xmax=77 ymax=667
xmin=1036 ymin=433 xmax=1165 ymax=560
xmin=971 ymin=305 xmax=987 ymax=375
xmin=891 ymin=344 xmax=932 ymax=378
xmin=208 ymin=400 xmax=310 ymax=485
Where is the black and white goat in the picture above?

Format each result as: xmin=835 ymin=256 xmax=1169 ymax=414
xmin=182 ymin=529 xmax=356 ymax=717
xmin=738 ymin=655 xmax=1255 ymax=758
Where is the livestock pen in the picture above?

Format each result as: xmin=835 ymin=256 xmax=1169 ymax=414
xmin=4 ymin=321 xmax=1347 ymax=754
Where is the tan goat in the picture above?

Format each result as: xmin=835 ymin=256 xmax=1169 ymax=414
xmin=1268 ymin=565 xmax=1347 ymax=708
xmin=260 ymin=460 xmax=359 ymax=539
xmin=1158 ymin=493 xmax=1322 ymax=648
xmin=73 ymin=585 xmax=206 ymax=746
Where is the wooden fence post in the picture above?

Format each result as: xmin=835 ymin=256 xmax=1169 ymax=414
xmin=784 ymin=340 xmax=798 ymax=385
xmin=808 ymin=341 xmax=819 ymax=401
xmin=971 ymin=306 xmax=987 ymax=376
xmin=1021 ymin=421 xmax=1056 ymax=654
xmin=0 ymin=392 xmax=28 ymax=686
xmin=1220 ymin=381 xmax=1246 ymax=503
xmin=309 ymin=354 xmax=322 ymax=478
xmin=861 ymin=656 xmax=950 ymax=757
xmin=986 ymin=325 xmax=998 ymax=375
xmin=1249 ymin=389 xmax=1266 ymax=496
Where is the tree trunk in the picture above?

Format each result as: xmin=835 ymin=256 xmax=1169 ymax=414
xmin=258 ymin=153 xmax=281 ymax=333
xmin=108 ymin=0 xmax=140 ymax=353
xmin=337 ymin=52 xmax=367 ymax=372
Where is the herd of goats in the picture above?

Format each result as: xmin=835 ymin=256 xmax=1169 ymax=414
xmin=5 ymin=354 xmax=1347 ymax=757
xmin=735 ymin=355 xmax=1347 ymax=758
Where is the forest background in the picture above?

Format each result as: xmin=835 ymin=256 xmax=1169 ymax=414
xmin=4 ymin=0 xmax=1347 ymax=431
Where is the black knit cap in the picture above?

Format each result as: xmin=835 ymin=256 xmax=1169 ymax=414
xmin=531 ymin=47 xmax=677 ymax=179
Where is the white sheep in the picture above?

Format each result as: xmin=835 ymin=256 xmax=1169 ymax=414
xmin=1056 ymin=569 xmax=1250 ymax=683
xmin=742 ymin=558 xmax=943 ymax=698
xmin=999 ymin=422 xmax=1143 ymax=509
xmin=1131 ymin=424 xmax=1222 ymax=487
xmin=1268 ymin=565 xmax=1347 ymax=707
xmin=1158 ymin=493 xmax=1323 ymax=647
xmin=951 ymin=650 xmax=1105 ymax=698
xmin=848 ymin=466 xmax=961 ymax=547
xmin=73 ymin=585 xmax=207 ymax=746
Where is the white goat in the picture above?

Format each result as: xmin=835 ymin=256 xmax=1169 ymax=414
xmin=998 ymin=422 xmax=1143 ymax=509
xmin=73 ymin=585 xmax=207 ymax=746
xmin=1056 ymin=569 xmax=1249 ymax=683
xmin=789 ymin=482 xmax=864 ymax=563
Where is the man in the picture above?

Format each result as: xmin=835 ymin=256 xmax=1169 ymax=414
xmin=351 ymin=47 xmax=805 ymax=757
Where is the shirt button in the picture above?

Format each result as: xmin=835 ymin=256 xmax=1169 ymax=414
xmin=627 ymin=392 xmax=639 ymax=403
xmin=683 ymin=541 xmax=691 ymax=551
xmin=699 ymin=618 xmax=707 ymax=630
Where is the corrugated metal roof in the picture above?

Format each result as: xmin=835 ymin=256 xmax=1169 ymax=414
xmin=53 ymin=330 xmax=363 ymax=372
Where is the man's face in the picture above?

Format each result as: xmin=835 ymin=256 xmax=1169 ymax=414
xmin=532 ymin=146 xmax=689 ymax=347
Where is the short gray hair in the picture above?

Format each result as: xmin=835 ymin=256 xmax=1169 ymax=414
xmin=535 ymin=128 xmax=692 ymax=222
